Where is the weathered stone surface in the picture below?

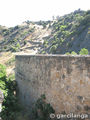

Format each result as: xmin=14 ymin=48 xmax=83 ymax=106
xmin=15 ymin=54 xmax=90 ymax=114
xmin=0 ymin=90 xmax=4 ymax=114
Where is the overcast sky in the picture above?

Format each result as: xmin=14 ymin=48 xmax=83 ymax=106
xmin=0 ymin=0 xmax=90 ymax=27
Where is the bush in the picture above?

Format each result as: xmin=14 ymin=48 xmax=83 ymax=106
xmin=41 ymin=51 xmax=46 ymax=54
xmin=65 ymin=52 xmax=71 ymax=55
xmin=60 ymin=25 xmax=67 ymax=31
xmin=50 ymin=44 xmax=58 ymax=53
xmin=24 ymin=40 xmax=27 ymax=45
xmin=71 ymin=51 xmax=77 ymax=55
xmin=11 ymin=43 xmax=20 ymax=52
xmin=11 ymin=46 xmax=18 ymax=52
xmin=65 ymin=51 xmax=77 ymax=55
xmin=79 ymin=48 xmax=89 ymax=55
xmin=65 ymin=48 xmax=89 ymax=55
xmin=16 ymin=43 xmax=20 ymax=48
xmin=43 ymin=41 xmax=48 ymax=48
xmin=0 ymin=64 xmax=6 ymax=92
xmin=79 ymin=14 xmax=90 ymax=26
xmin=0 ymin=64 xmax=21 ymax=120
xmin=32 ymin=94 xmax=55 ymax=120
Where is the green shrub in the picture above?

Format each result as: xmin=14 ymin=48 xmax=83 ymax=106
xmin=43 ymin=23 xmax=47 ymax=29
xmin=62 ymin=31 xmax=73 ymax=37
xmin=41 ymin=51 xmax=46 ymax=54
xmin=59 ymin=38 xmax=64 ymax=45
xmin=21 ymin=31 xmax=28 ymax=37
xmin=32 ymin=94 xmax=55 ymax=120
xmin=79 ymin=14 xmax=90 ymax=26
xmin=24 ymin=40 xmax=27 ymax=45
xmin=43 ymin=41 xmax=48 ymax=48
xmin=4 ymin=46 xmax=7 ymax=50
xmin=11 ymin=46 xmax=17 ymax=52
xmin=11 ymin=44 xmax=20 ymax=52
xmin=79 ymin=48 xmax=89 ymax=55
xmin=50 ymin=44 xmax=58 ymax=53
xmin=65 ymin=52 xmax=71 ymax=55
xmin=60 ymin=25 xmax=67 ymax=31
xmin=0 ymin=64 xmax=6 ymax=93
xmin=65 ymin=48 xmax=89 ymax=55
xmin=71 ymin=51 xmax=77 ymax=55
xmin=65 ymin=51 xmax=77 ymax=55
xmin=0 ymin=64 xmax=21 ymax=120
xmin=16 ymin=43 xmax=20 ymax=48
xmin=0 ymin=64 xmax=6 ymax=78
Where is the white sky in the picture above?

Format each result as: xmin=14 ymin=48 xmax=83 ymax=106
xmin=0 ymin=0 xmax=90 ymax=27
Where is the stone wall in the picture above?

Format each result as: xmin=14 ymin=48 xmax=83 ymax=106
xmin=15 ymin=54 xmax=90 ymax=114
xmin=0 ymin=90 xmax=4 ymax=113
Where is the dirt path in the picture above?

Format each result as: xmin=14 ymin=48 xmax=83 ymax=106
xmin=20 ymin=25 xmax=52 ymax=54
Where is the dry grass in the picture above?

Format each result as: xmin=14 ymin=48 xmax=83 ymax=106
xmin=0 ymin=52 xmax=15 ymax=76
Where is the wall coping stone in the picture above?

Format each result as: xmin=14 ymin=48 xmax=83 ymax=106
xmin=15 ymin=54 xmax=90 ymax=58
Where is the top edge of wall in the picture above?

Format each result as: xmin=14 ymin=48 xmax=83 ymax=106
xmin=15 ymin=53 xmax=90 ymax=58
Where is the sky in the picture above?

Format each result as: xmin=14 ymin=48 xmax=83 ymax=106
xmin=0 ymin=0 xmax=90 ymax=27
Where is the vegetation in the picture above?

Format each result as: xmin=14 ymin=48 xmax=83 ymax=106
xmin=79 ymin=48 xmax=89 ymax=55
xmin=65 ymin=48 xmax=89 ymax=55
xmin=32 ymin=94 xmax=55 ymax=120
xmin=24 ymin=40 xmax=27 ymax=45
xmin=0 ymin=25 xmax=35 ymax=52
xmin=66 ymin=51 xmax=77 ymax=55
xmin=41 ymin=10 xmax=90 ymax=54
xmin=5 ymin=56 xmax=15 ymax=66
xmin=0 ymin=9 xmax=90 ymax=54
xmin=11 ymin=46 xmax=19 ymax=52
xmin=0 ymin=64 xmax=21 ymax=120
xmin=0 ymin=9 xmax=89 ymax=120
xmin=50 ymin=44 xmax=58 ymax=53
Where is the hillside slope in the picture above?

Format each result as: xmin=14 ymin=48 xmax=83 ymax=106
xmin=40 ymin=10 xmax=90 ymax=54
xmin=0 ymin=9 xmax=90 ymax=54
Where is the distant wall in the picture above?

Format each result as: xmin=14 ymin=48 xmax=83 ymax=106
xmin=15 ymin=54 xmax=90 ymax=114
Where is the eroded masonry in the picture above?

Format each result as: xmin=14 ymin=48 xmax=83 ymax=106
xmin=15 ymin=54 xmax=90 ymax=113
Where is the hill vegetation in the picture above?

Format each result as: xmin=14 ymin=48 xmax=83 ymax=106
xmin=0 ymin=9 xmax=90 ymax=54
xmin=0 ymin=9 xmax=90 ymax=120
xmin=40 ymin=9 xmax=90 ymax=54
